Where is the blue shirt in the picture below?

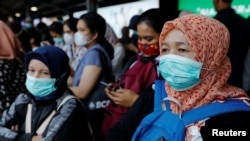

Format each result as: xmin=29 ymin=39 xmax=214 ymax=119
xmin=72 ymin=43 xmax=111 ymax=86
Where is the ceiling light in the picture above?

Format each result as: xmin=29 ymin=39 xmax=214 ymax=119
xmin=30 ymin=6 xmax=38 ymax=12
xmin=15 ymin=13 xmax=21 ymax=17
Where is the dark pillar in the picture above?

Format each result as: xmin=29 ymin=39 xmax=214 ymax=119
xmin=87 ymin=0 xmax=97 ymax=13
xmin=159 ymin=0 xmax=179 ymax=20
xmin=25 ymin=5 xmax=33 ymax=28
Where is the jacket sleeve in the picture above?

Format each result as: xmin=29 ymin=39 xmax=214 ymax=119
xmin=0 ymin=94 xmax=29 ymax=141
xmin=107 ymin=84 xmax=154 ymax=141
xmin=0 ymin=136 xmax=15 ymax=141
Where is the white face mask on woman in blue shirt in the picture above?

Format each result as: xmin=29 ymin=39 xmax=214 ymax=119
xmin=74 ymin=32 xmax=89 ymax=48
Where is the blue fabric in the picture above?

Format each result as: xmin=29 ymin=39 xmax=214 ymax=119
xmin=72 ymin=43 xmax=110 ymax=86
xmin=25 ymin=46 xmax=70 ymax=79
xmin=132 ymin=80 xmax=250 ymax=141
xmin=154 ymin=80 xmax=170 ymax=111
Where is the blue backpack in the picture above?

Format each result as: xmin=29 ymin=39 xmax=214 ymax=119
xmin=132 ymin=80 xmax=250 ymax=141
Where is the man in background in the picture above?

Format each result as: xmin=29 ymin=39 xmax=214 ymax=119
xmin=213 ymin=0 xmax=250 ymax=88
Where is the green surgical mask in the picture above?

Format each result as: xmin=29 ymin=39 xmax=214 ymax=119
xmin=159 ymin=54 xmax=202 ymax=91
xmin=53 ymin=37 xmax=64 ymax=44
xmin=25 ymin=74 xmax=56 ymax=100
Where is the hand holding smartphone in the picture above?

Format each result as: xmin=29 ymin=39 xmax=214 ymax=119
xmin=100 ymin=81 xmax=110 ymax=87
xmin=100 ymin=81 xmax=118 ymax=91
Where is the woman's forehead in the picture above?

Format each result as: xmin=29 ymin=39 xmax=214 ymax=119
xmin=164 ymin=29 xmax=186 ymax=42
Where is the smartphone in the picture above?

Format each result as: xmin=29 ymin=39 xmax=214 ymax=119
xmin=100 ymin=81 xmax=117 ymax=91
xmin=100 ymin=81 xmax=109 ymax=87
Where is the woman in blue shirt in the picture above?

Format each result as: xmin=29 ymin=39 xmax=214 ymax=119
xmin=70 ymin=12 xmax=114 ymax=141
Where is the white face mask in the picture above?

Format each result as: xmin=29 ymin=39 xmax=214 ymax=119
xmin=74 ymin=32 xmax=88 ymax=47
xmin=63 ymin=33 xmax=74 ymax=45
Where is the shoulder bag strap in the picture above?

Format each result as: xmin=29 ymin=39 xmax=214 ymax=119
xmin=93 ymin=48 xmax=114 ymax=82
xmin=154 ymin=80 xmax=170 ymax=111
xmin=183 ymin=99 xmax=250 ymax=125
xmin=25 ymin=103 xmax=32 ymax=133
xmin=36 ymin=95 xmax=77 ymax=135
xmin=173 ymin=99 xmax=250 ymax=140
xmin=25 ymin=95 xmax=77 ymax=135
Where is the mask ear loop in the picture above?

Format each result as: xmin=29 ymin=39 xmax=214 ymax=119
xmin=161 ymin=97 xmax=182 ymax=119
xmin=200 ymin=67 xmax=214 ymax=81
xmin=202 ymin=68 xmax=213 ymax=71
xmin=55 ymin=72 xmax=68 ymax=87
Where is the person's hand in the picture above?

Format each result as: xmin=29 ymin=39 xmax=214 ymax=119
xmin=40 ymin=40 xmax=51 ymax=46
xmin=11 ymin=125 xmax=18 ymax=131
xmin=105 ymin=88 xmax=139 ymax=107
xmin=31 ymin=135 xmax=42 ymax=141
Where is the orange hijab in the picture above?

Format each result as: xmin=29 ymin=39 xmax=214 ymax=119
xmin=159 ymin=14 xmax=249 ymax=113
xmin=0 ymin=20 xmax=24 ymax=63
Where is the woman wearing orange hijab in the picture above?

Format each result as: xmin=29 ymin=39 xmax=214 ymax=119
xmin=107 ymin=14 xmax=250 ymax=141
xmin=0 ymin=21 xmax=27 ymax=115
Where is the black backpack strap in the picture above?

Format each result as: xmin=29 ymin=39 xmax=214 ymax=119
xmin=93 ymin=48 xmax=114 ymax=82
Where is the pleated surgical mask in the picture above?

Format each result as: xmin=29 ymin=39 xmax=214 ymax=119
xmin=25 ymin=74 xmax=56 ymax=100
xmin=159 ymin=54 xmax=202 ymax=91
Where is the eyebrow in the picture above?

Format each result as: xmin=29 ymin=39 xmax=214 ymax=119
xmin=28 ymin=66 xmax=49 ymax=71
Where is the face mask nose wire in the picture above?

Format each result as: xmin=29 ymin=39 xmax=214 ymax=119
xmin=161 ymin=97 xmax=182 ymax=119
